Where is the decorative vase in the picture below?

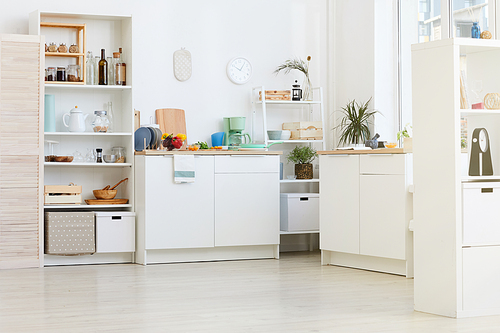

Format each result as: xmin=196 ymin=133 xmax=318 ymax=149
xmin=471 ymin=22 xmax=480 ymax=39
xmin=295 ymin=163 xmax=313 ymax=179
xmin=302 ymin=75 xmax=313 ymax=101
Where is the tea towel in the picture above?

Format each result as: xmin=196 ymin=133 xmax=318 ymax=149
xmin=174 ymin=155 xmax=195 ymax=183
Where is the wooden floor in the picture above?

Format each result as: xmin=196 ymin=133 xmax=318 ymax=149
xmin=1 ymin=252 xmax=500 ymax=332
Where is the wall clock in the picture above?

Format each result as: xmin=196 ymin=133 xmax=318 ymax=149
xmin=226 ymin=57 xmax=252 ymax=84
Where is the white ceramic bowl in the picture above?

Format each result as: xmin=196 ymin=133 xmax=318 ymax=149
xmin=267 ymin=130 xmax=282 ymax=140
xmin=281 ymin=130 xmax=291 ymax=140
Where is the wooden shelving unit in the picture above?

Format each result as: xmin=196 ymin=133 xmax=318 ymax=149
xmin=40 ymin=21 xmax=86 ymax=84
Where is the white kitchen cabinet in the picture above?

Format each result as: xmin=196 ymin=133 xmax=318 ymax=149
xmin=215 ymin=173 xmax=279 ymax=246
xmin=144 ymin=156 xmax=214 ymax=250
xmin=319 ymin=155 xmax=359 ymax=254
xmin=412 ymin=38 xmax=500 ymax=317
xmin=135 ymin=152 xmax=281 ymax=265
xmin=319 ymin=151 xmax=413 ymax=276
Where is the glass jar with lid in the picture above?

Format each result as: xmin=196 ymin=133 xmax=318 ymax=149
xmin=112 ymin=146 xmax=126 ymax=163
xmin=47 ymin=67 xmax=56 ymax=81
xmin=56 ymin=67 xmax=66 ymax=81
xmin=48 ymin=42 xmax=57 ymax=52
xmin=58 ymin=43 xmax=68 ymax=53
xmin=67 ymin=64 xmax=81 ymax=82
xmin=92 ymin=110 xmax=110 ymax=133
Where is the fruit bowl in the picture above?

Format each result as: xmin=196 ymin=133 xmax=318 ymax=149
xmin=54 ymin=155 xmax=74 ymax=162
xmin=385 ymin=142 xmax=397 ymax=148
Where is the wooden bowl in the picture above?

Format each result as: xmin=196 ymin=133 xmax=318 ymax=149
xmin=93 ymin=189 xmax=117 ymax=200
xmin=54 ymin=155 xmax=74 ymax=162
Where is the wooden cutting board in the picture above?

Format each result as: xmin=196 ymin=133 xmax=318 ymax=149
xmin=155 ymin=108 xmax=186 ymax=136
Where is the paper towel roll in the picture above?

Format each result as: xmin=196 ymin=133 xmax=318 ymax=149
xmin=44 ymin=94 xmax=56 ymax=132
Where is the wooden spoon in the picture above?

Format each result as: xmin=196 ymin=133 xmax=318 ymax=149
xmin=101 ymin=185 xmax=110 ymax=190
xmin=110 ymin=178 xmax=128 ymax=190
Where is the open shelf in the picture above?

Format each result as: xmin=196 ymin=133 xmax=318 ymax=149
xmin=460 ymin=109 xmax=500 ymax=116
xmin=44 ymin=204 xmax=132 ymax=209
xmin=44 ymin=162 xmax=132 ymax=167
xmin=257 ymin=100 xmax=321 ymax=105
xmin=280 ymin=230 xmax=319 ymax=235
xmin=269 ymin=140 xmax=324 ymax=144
xmin=280 ymin=179 xmax=319 ymax=184
xmin=44 ymin=83 xmax=131 ymax=90
xmin=45 ymin=52 xmax=85 ymax=57
xmin=45 ymin=132 xmax=132 ymax=136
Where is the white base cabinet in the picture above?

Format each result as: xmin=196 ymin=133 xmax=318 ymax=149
xmin=135 ymin=153 xmax=280 ymax=264
xmin=319 ymin=153 xmax=413 ymax=277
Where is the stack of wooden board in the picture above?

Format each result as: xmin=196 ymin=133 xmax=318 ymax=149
xmin=259 ymin=90 xmax=291 ymax=101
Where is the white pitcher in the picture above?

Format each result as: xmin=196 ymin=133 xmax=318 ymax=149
xmin=62 ymin=106 xmax=88 ymax=132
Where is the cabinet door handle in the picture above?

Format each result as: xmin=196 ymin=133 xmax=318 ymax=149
xmin=325 ymin=154 xmax=350 ymax=157
xmin=366 ymin=154 xmax=393 ymax=156
xmin=229 ymin=155 xmax=267 ymax=157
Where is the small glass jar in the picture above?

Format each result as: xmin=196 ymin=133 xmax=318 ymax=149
xmin=58 ymin=43 xmax=68 ymax=53
xmin=48 ymin=42 xmax=57 ymax=52
xmin=45 ymin=43 xmax=48 ymax=52
xmin=47 ymin=67 xmax=56 ymax=81
xmin=92 ymin=110 xmax=110 ymax=133
xmin=67 ymin=64 xmax=81 ymax=82
xmin=69 ymin=44 xmax=79 ymax=53
xmin=56 ymin=67 xmax=66 ymax=81
xmin=112 ymin=146 xmax=126 ymax=163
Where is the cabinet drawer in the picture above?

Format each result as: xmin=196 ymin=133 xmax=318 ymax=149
xmin=215 ymin=155 xmax=279 ymax=173
xmin=360 ymin=154 xmax=405 ymax=175
xmin=463 ymin=247 xmax=500 ymax=311
xmin=463 ymin=182 xmax=500 ymax=246
xmin=95 ymin=212 xmax=135 ymax=253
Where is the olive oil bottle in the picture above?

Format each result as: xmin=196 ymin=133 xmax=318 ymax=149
xmin=98 ymin=49 xmax=108 ymax=85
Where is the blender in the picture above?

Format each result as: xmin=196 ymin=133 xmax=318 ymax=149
xmin=223 ymin=117 xmax=251 ymax=147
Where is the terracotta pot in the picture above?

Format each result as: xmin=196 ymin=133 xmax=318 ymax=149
xmin=295 ymin=163 xmax=313 ymax=179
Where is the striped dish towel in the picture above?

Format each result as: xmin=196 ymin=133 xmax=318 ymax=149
xmin=174 ymin=155 xmax=195 ymax=183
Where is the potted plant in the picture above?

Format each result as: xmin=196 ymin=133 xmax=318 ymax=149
xmin=397 ymin=123 xmax=412 ymax=151
xmin=287 ymin=146 xmax=318 ymax=179
xmin=336 ymin=98 xmax=379 ymax=147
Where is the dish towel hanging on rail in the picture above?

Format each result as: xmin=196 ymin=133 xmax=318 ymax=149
xmin=173 ymin=155 xmax=195 ymax=183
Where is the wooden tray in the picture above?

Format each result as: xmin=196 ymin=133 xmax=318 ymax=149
xmin=85 ymin=199 xmax=129 ymax=205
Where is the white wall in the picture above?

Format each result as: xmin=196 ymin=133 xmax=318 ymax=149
xmin=0 ymin=0 xmax=328 ymax=144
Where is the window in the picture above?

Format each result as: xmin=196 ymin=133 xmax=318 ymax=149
xmin=453 ymin=0 xmax=488 ymax=37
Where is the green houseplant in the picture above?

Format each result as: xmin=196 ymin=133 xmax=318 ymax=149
xmin=274 ymin=56 xmax=313 ymax=100
xmin=336 ymin=98 xmax=379 ymax=146
xmin=397 ymin=123 xmax=412 ymax=151
xmin=286 ymin=146 xmax=318 ymax=179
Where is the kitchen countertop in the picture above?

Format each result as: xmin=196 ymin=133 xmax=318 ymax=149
xmin=135 ymin=150 xmax=283 ymax=155
xmin=318 ymin=148 xmax=407 ymax=155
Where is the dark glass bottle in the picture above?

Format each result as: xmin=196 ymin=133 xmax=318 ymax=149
xmin=98 ymin=49 xmax=108 ymax=85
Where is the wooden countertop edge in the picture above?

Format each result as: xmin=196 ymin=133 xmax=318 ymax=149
xmin=318 ymin=148 xmax=408 ymax=155
xmin=135 ymin=150 xmax=283 ymax=155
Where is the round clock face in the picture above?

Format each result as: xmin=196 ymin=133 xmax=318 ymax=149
xmin=227 ymin=57 xmax=252 ymax=84
xmin=479 ymin=129 xmax=488 ymax=152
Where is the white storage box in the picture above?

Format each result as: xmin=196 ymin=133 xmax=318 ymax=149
xmin=463 ymin=182 xmax=500 ymax=246
xmin=280 ymin=193 xmax=319 ymax=232
xmin=95 ymin=211 xmax=136 ymax=253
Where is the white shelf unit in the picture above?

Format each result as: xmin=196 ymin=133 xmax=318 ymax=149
xmin=30 ymin=10 xmax=134 ymax=265
xmin=412 ymin=38 xmax=500 ymax=318
xmin=252 ymin=87 xmax=324 ymax=240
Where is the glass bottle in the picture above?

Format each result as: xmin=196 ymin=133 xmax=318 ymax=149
xmin=471 ymin=22 xmax=481 ymax=39
xmin=98 ymin=49 xmax=108 ymax=85
xmin=86 ymin=51 xmax=95 ymax=85
xmin=94 ymin=55 xmax=99 ymax=85
xmin=112 ymin=146 xmax=126 ymax=163
xmin=107 ymin=101 xmax=114 ymax=133
xmin=115 ymin=48 xmax=126 ymax=85
xmin=107 ymin=56 xmax=114 ymax=86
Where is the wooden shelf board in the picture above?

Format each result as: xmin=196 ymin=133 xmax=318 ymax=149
xmin=44 ymin=83 xmax=131 ymax=90
xmin=45 ymin=52 xmax=84 ymax=57
xmin=41 ymin=22 xmax=85 ymax=29
xmin=44 ymin=81 xmax=84 ymax=85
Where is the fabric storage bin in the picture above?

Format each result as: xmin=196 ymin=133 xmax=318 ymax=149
xmin=45 ymin=212 xmax=95 ymax=255
xmin=95 ymin=211 xmax=135 ymax=253
xmin=280 ymin=193 xmax=319 ymax=232
xmin=463 ymin=182 xmax=500 ymax=246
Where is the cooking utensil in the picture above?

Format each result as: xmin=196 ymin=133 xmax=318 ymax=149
xmin=102 ymin=185 xmax=110 ymax=190
xmin=110 ymin=178 xmax=128 ymax=190
xmin=155 ymin=108 xmax=186 ymax=138
xmin=93 ymin=178 xmax=128 ymax=200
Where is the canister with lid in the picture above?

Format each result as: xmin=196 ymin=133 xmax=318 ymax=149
xmin=92 ymin=110 xmax=110 ymax=133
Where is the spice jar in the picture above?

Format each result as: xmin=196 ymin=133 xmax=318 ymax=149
xmin=47 ymin=67 xmax=56 ymax=81
xmin=45 ymin=43 xmax=48 ymax=52
xmin=69 ymin=44 xmax=79 ymax=53
xmin=56 ymin=67 xmax=66 ymax=81
xmin=92 ymin=110 xmax=110 ymax=133
xmin=112 ymin=146 xmax=126 ymax=163
xmin=48 ymin=42 xmax=57 ymax=52
xmin=96 ymin=148 xmax=103 ymax=163
xmin=67 ymin=64 xmax=81 ymax=82
xmin=58 ymin=43 xmax=68 ymax=53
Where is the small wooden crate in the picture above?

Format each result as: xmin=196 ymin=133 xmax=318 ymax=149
xmin=282 ymin=121 xmax=323 ymax=140
xmin=259 ymin=90 xmax=291 ymax=101
xmin=44 ymin=184 xmax=82 ymax=205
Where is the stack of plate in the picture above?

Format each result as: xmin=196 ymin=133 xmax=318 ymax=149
xmin=135 ymin=124 xmax=163 ymax=151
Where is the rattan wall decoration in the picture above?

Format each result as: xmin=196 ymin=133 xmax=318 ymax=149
xmin=484 ymin=93 xmax=500 ymax=109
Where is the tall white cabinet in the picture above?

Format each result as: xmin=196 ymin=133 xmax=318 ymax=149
xmin=412 ymin=38 xmax=500 ymax=318
xmin=29 ymin=11 xmax=134 ymax=265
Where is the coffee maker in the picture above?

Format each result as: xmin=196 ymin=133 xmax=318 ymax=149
xmin=223 ymin=117 xmax=251 ymax=147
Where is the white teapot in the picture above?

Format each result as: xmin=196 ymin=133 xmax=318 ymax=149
xmin=62 ymin=106 xmax=88 ymax=132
